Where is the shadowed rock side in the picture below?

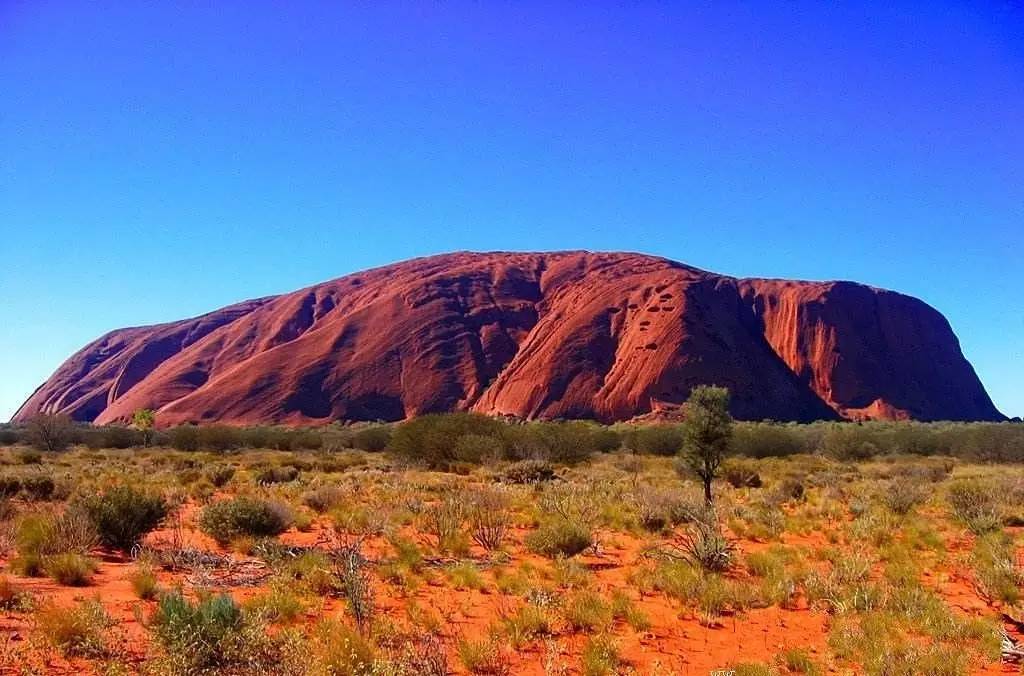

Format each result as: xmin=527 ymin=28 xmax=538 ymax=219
xmin=12 ymin=252 xmax=1004 ymax=425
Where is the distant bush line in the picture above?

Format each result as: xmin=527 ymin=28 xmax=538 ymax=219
xmin=1 ymin=413 xmax=1022 ymax=464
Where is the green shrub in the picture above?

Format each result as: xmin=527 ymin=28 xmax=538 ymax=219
xmin=500 ymin=459 xmax=556 ymax=484
xmin=779 ymin=647 xmax=821 ymax=675
xmin=670 ymin=518 xmax=735 ymax=572
xmin=882 ymin=476 xmax=930 ymax=515
xmin=199 ymin=496 xmax=290 ymax=544
xmin=255 ymin=465 xmax=300 ymax=484
xmin=972 ymin=533 xmax=1023 ymax=604
xmin=83 ymin=425 xmax=139 ymax=449
xmin=312 ymin=620 xmax=376 ymax=675
xmin=458 ymin=636 xmax=505 ymax=674
xmin=562 ymin=591 xmax=612 ymax=632
xmin=0 ymin=476 xmax=22 ymax=498
xmin=43 ymin=552 xmax=97 ymax=586
xmin=36 ymin=599 xmax=112 ymax=657
xmin=131 ymin=563 xmax=160 ymax=600
xmin=730 ymin=423 xmax=807 ymax=457
xmin=581 ymin=634 xmax=620 ymax=676
xmin=525 ymin=518 xmax=593 ymax=558
xmin=196 ymin=425 xmax=245 ymax=451
xmin=454 ymin=433 xmax=506 ymax=464
xmin=626 ymin=425 xmax=685 ymax=456
xmin=352 ymin=425 xmax=391 ymax=452
xmin=80 ymin=485 xmax=168 ymax=552
xmin=169 ymin=425 xmax=201 ymax=452
xmin=390 ymin=413 xmax=507 ymax=469
xmin=948 ymin=479 xmax=1001 ymax=534
xmin=206 ymin=464 xmax=236 ymax=488
xmin=150 ymin=592 xmax=300 ymax=673
xmin=516 ymin=421 xmax=601 ymax=464
xmin=21 ymin=475 xmax=55 ymax=500
xmin=15 ymin=448 xmax=42 ymax=464
xmin=12 ymin=509 xmax=98 ymax=577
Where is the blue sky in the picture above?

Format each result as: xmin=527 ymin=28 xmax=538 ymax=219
xmin=1 ymin=1 xmax=1021 ymax=420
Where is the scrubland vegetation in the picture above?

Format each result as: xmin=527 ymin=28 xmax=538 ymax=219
xmin=0 ymin=404 xmax=1022 ymax=674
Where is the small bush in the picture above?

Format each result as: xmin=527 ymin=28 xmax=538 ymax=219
xmin=12 ymin=509 xmax=98 ymax=577
xmin=255 ymin=465 xmax=300 ymax=484
xmin=581 ymin=634 xmax=621 ymax=676
xmin=390 ymin=413 xmax=507 ymax=469
xmin=669 ymin=517 xmax=735 ymax=572
xmin=196 ymin=425 xmax=244 ymax=451
xmin=627 ymin=425 xmax=685 ymax=456
xmin=36 ymin=599 xmax=112 ymax=657
xmin=176 ymin=598 xmax=303 ymax=673
xmin=22 ymin=475 xmax=55 ymax=500
xmin=150 ymin=592 xmax=253 ymax=671
xmin=723 ymin=458 xmax=763 ymax=488
xmin=779 ymin=647 xmax=822 ymax=675
xmin=334 ymin=540 xmax=375 ymax=633
xmin=502 ymin=603 xmax=553 ymax=648
xmin=458 ymin=636 xmax=507 ymax=674
xmin=447 ymin=561 xmax=486 ymax=591
xmin=468 ymin=488 xmax=510 ymax=551
xmin=776 ymin=477 xmax=806 ymax=502
xmin=0 ymin=476 xmax=22 ymax=498
xmin=16 ymin=448 xmax=42 ymax=464
xmin=352 ymin=425 xmax=391 ymax=452
xmin=26 ymin=414 xmax=75 ymax=453
xmin=525 ymin=518 xmax=593 ymax=558
xmin=972 ymin=533 xmax=1023 ymax=604
xmin=81 ymin=485 xmax=168 ymax=552
xmin=634 ymin=486 xmax=703 ymax=532
xmin=0 ymin=576 xmax=32 ymax=611
xmin=44 ymin=552 xmax=96 ymax=586
xmin=206 ymin=464 xmax=236 ymax=488
xmin=313 ymin=620 xmax=376 ymax=675
xmin=168 ymin=425 xmax=201 ymax=451
xmin=303 ymin=485 xmax=346 ymax=513
xmin=882 ymin=477 xmax=930 ymax=515
xmin=200 ymin=496 xmax=290 ymax=544
xmin=422 ymin=497 xmax=468 ymax=555
xmin=562 ymin=591 xmax=612 ymax=632
xmin=948 ymin=479 xmax=1001 ymax=534
xmin=131 ymin=563 xmax=160 ymax=600
xmin=500 ymin=459 xmax=556 ymax=484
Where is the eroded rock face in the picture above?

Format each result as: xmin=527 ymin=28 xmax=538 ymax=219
xmin=12 ymin=251 xmax=1004 ymax=425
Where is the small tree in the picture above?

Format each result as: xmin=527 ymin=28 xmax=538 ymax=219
xmin=132 ymin=409 xmax=156 ymax=447
xmin=26 ymin=413 xmax=75 ymax=453
xmin=679 ymin=386 xmax=733 ymax=505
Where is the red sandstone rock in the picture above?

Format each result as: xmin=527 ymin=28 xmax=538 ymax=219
xmin=12 ymin=252 xmax=1004 ymax=425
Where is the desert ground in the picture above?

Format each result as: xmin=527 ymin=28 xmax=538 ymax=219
xmin=0 ymin=417 xmax=1022 ymax=675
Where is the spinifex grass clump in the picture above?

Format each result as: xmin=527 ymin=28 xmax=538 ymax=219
xmin=525 ymin=518 xmax=593 ymax=558
xmin=36 ymin=598 xmax=113 ymax=658
xmin=199 ymin=496 xmax=291 ymax=544
xmin=12 ymin=508 xmax=98 ymax=584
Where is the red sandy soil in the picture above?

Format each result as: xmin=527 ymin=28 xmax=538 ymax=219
xmin=1 ymin=509 xmax=1019 ymax=675
xmin=14 ymin=251 xmax=1004 ymax=427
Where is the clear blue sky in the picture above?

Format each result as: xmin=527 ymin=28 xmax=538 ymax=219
xmin=1 ymin=1 xmax=1021 ymax=420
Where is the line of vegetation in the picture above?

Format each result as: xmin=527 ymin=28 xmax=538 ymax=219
xmin=3 ymin=406 xmax=1022 ymax=465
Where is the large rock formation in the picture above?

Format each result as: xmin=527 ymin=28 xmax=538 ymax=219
xmin=12 ymin=251 xmax=1004 ymax=425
